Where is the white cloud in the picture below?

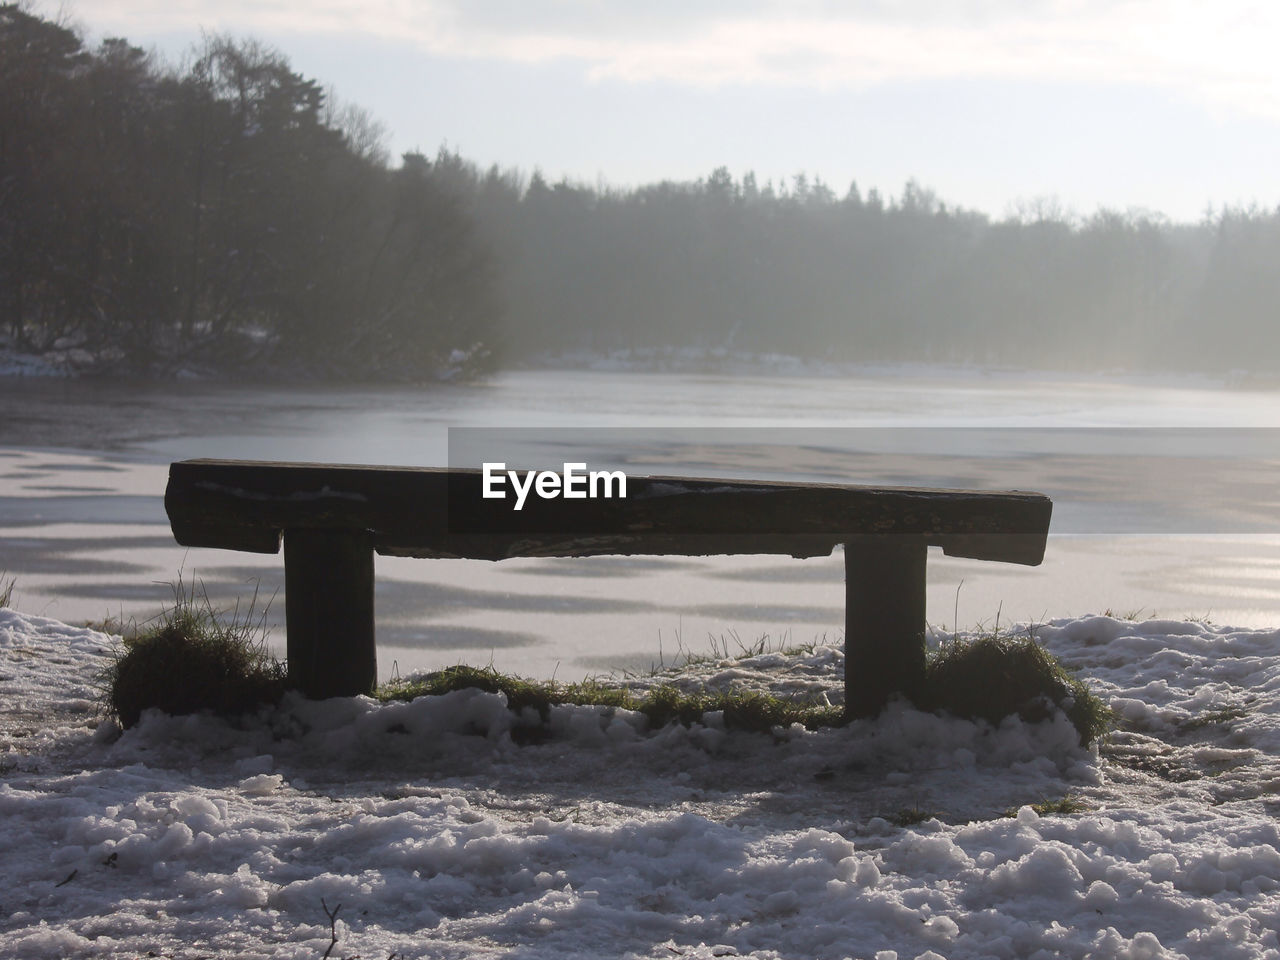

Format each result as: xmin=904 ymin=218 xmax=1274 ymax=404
xmin=81 ymin=0 xmax=1280 ymax=118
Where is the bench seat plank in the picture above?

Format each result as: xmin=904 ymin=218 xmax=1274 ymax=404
xmin=166 ymin=459 xmax=1051 ymax=563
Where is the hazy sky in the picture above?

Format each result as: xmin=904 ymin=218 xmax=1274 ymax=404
xmin=71 ymin=1 xmax=1280 ymax=222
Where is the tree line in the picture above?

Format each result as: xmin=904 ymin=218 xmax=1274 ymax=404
xmin=1 ymin=5 xmax=496 ymax=377
xmin=464 ymin=170 xmax=1279 ymax=375
xmin=4 ymin=5 xmax=1278 ymax=378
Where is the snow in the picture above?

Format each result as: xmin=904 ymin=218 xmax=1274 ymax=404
xmin=6 ymin=607 xmax=1280 ymax=958
xmin=0 ymin=349 xmax=71 ymax=378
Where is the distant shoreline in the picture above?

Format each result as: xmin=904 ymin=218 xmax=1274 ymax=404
xmin=7 ymin=342 xmax=1274 ymax=391
xmin=513 ymin=348 xmax=1277 ymax=392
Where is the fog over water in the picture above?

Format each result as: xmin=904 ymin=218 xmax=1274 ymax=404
xmin=3 ymin=368 xmax=1279 ymax=680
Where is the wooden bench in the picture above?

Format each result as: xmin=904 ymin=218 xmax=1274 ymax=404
xmin=164 ymin=459 xmax=1052 ymax=716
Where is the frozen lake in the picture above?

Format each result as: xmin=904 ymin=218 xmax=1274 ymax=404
xmin=3 ymin=367 xmax=1280 ymax=680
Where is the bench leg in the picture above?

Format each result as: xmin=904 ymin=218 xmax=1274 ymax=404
xmin=844 ymin=536 xmax=927 ymax=718
xmin=284 ymin=528 xmax=376 ymax=699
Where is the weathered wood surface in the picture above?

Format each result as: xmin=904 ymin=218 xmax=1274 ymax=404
xmin=166 ymin=459 xmax=1052 ymax=564
xmin=163 ymin=458 xmax=1053 ymax=711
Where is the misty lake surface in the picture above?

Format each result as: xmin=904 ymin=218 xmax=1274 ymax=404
xmin=3 ymin=366 xmax=1280 ymax=680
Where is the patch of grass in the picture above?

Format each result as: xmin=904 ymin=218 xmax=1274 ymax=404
xmin=1103 ymin=607 xmax=1151 ymax=621
xmin=1004 ymin=794 xmax=1089 ymax=817
xmin=1175 ymin=706 xmax=1249 ymax=734
xmin=888 ymin=806 xmax=937 ymax=827
xmin=649 ymin=629 xmax=822 ymax=675
xmin=920 ymin=633 xmax=1112 ymax=746
xmin=378 ymin=629 xmax=1107 ymax=746
xmin=703 ymin=629 xmax=820 ymax=663
xmin=102 ymin=579 xmax=286 ymax=728
xmin=638 ymin=684 xmax=840 ymax=733
xmin=375 ymin=666 xmax=842 ymax=736
xmin=0 ymin=574 xmax=13 ymax=608
xmin=377 ymin=665 xmax=569 ymax=718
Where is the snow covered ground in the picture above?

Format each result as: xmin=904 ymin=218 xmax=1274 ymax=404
xmin=4 ymin=607 xmax=1280 ymax=959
